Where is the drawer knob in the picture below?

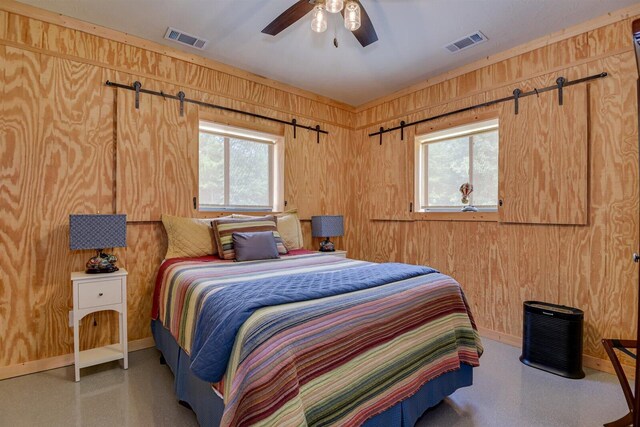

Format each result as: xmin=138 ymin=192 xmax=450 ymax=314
xmin=98 ymin=292 xmax=104 ymax=297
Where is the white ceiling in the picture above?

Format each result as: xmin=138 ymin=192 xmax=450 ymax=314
xmin=20 ymin=0 xmax=639 ymax=106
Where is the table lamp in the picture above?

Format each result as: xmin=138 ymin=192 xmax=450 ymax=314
xmin=69 ymin=214 xmax=127 ymax=274
xmin=311 ymin=215 xmax=344 ymax=252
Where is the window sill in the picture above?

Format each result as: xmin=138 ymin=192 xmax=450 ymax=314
xmin=411 ymin=211 xmax=499 ymax=222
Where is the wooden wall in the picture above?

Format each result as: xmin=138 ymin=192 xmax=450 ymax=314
xmin=0 ymin=4 xmax=354 ymax=372
xmin=1 ymin=0 xmax=639 ymax=377
xmin=348 ymin=17 xmax=640 ymax=368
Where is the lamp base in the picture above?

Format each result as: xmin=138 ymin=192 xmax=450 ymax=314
xmin=85 ymin=250 xmax=120 ymax=274
xmin=319 ymin=238 xmax=335 ymax=252
xmin=85 ymin=266 xmax=119 ymax=274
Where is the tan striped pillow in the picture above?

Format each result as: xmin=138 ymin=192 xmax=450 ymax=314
xmin=232 ymin=210 xmax=303 ymax=250
xmin=212 ymin=216 xmax=288 ymax=260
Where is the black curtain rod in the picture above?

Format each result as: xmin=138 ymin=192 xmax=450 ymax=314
xmin=105 ymin=80 xmax=329 ymax=143
xmin=368 ymin=72 xmax=608 ymax=140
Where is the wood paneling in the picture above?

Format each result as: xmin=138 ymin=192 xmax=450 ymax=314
xmin=116 ymin=88 xmax=198 ymax=221
xmin=589 ymin=53 xmax=639 ymax=364
xmin=367 ymin=127 xmax=413 ymax=220
xmin=0 ymin=45 xmax=41 ymax=366
xmin=498 ymin=68 xmax=588 ymax=225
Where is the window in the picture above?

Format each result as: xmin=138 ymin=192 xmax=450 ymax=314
xmin=198 ymin=121 xmax=284 ymax=211
xmin=415 ymin=119 xmax=499 ymax=212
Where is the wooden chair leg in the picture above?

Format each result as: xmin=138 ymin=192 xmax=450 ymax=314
xmin=602 ymin=339 xmax=636 ymax=427
xmin=603 ymin=411 xmax=633 ymax=427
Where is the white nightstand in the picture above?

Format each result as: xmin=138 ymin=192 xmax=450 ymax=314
xmin=72 ymin=269 xmax=128 ymax=382
xmin=316 ymin=250 xmax=347 ymax=258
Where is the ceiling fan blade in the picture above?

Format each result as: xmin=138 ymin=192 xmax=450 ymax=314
xmin=262 ymin=1 xmax=315 ymax=36
xmin=342 ymin=1 xmax=378 ymax=47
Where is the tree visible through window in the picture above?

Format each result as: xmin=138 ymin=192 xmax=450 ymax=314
xmin=416 ymin=119 xmax=499 ymax=211
xmin=199 ymin=122 xmax=280 ymax=211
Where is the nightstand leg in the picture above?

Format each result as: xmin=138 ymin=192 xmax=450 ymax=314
xmin=121 ymin=310 xmax=128 ymax=370
xmin=73 ymin=316 xmax=80 ymax=382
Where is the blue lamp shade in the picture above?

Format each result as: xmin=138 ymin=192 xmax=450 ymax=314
xmin=69 ymin=214 xmax=127 ymax=250
xmin=311 ymin=215 xmax=344 ymax=238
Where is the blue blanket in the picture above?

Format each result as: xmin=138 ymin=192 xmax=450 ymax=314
xmin=189 ymin=262 xmax=436 ymax=382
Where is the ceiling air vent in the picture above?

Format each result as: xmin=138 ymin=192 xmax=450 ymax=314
xmin=444 ymin=31 xmax=488 ymax=53
xmin=164 ymin=27 xmax=209 ymax=50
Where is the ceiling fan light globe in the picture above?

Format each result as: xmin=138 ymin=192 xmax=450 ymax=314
xmin=325 ymin=0 xmax=344 ymax=13
xmin=344 ymin=1 xmax=361 ymax=31
xmin=311 ymin=4 xmax=328 ymax=33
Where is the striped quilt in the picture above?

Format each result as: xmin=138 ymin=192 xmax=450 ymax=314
xmin=155 ymin=253 xmax=483 ymax=427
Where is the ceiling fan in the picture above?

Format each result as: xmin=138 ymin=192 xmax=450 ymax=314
xmin=262 ymin=0 xmax=378 ymax=47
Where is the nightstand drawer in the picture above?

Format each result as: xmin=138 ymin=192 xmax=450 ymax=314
xmin=78 ymin=278 xmax=122 ymax=309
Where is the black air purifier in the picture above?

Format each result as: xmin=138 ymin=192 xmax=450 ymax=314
xmin=520 ymin=301 xmax=585 ymax=379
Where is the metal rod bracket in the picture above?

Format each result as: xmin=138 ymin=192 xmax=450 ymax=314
xmin=177 ymin=91 xmax=186 ymax=117
xmin=400 ymin=121 xmax=406 ymax=141
xmin=292 ymin=119 xmax=297 ymax=139
xmin=316 ymin=125 xmax=321 ymax=144
xmin=556 ymin=77 xmax=566 ymax=105
xmin=379 ymin=127 xmax=384 ymax=145
xmin=513 ymin=88 xmax=522 ymax=115
xmin=133 ymin=81 xmax=142 ymax=109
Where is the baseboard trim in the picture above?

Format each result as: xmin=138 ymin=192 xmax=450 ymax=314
xmin=477 ymin=327 xmax=635 ymax=380
xmin=0 ymin=337 xmax=156 ymax=381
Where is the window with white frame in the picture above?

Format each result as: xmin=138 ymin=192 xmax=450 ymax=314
xmin=415 ymin=119 xmax=499 ymax=212
xmin=198 ymin=121 xmax=284 ymax=211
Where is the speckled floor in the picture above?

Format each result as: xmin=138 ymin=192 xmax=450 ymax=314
xmin=0 ymin=338 xmax=630 ymax=427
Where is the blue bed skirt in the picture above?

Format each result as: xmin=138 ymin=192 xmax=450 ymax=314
xmin=151 ymin=319 xmax=473 ymax=427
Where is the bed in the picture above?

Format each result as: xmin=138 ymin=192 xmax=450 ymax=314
xmin=151 ymin=250 xmax=482 ymax=426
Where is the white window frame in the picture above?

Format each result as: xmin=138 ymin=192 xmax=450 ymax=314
xmin=198 ymin=121 xmax=284 ymax=212
xmin=415 ymin=118 xmax=499 ymax=213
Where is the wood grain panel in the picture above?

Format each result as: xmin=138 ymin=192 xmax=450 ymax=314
xmin=0 ymin=46 xmax=41 ymax=365
xmin=33 ymin=55 xmax=118 ymax=357
xmin=588 ymin=19 xmax=632 ymax=58
xmin=6 ymin=13 xmax=41 ymax=49
xmin=299 ymin=128 xmax=323 ymax=219
xmin=116 ymin=88 xmax=198 ymax=221
xmin=589 ymin=53 xmax=639 ymax=363
xmin=498 ymin=70 xmax=588 ymax=225
xmin=0 ymin=10 xmax=7 ymax=39
xmin=282 ymin=125 xmax=321 ymax=219
xmin=367 ymin=126 xmax=413 ymax=220
xmin=124 ymin=223 xmax=167 ymax=341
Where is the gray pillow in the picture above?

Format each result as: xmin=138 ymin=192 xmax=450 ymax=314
xmin=232 ymin=231 xmax=280 ymax=262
